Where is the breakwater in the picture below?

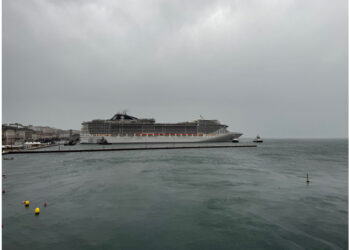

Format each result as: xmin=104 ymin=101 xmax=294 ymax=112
xmin=3 ymin=144 xmax=256 ymax=154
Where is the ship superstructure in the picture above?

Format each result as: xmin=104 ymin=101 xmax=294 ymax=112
xmin=80 ymin=113 xmax=242 ymax=144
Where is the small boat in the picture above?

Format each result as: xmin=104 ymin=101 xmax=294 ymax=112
xmin=3 ymin=157 xmax=14 ymax=160
xmin=232 ymin=137 xmax=239 ymax=143
xmin=98 ymin=137 xmax=111 ymax=145
xmin=253 ymin=135 xmax=263 ymax=143
xmin=64 ymin=140 xmax=77 ymax=146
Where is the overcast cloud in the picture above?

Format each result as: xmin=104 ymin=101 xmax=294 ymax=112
xmin=3 ymin=0 xmax=348 ymax=137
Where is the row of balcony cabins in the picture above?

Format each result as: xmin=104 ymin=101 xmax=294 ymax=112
xmin=90 ymin=133 xmax=205 ymax=137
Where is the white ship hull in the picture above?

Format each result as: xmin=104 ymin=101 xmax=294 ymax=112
xmin=80 ymin=132 xmax=242 ymax=144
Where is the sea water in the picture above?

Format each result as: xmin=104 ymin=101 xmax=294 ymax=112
xmin=2 ymin=139 xmax=348 ymax=249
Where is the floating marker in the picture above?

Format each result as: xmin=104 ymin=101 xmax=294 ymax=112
xmin=44 ymin=202 xmax=47 ymax=207
xmin=306 ymin=173 xmax=310 ymax=183
xmin=35 ymin=208 xmax=40 ymax=215
xmin=25 ymin=201 xmax=30 ymax=207
xmin=2 ymin=190 xmax=5 ymax=194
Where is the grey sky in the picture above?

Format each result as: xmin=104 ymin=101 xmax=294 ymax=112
xmin=3 ymin=0 xmax=348 ymax=138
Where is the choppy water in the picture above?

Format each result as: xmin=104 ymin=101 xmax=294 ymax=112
xmin=2 ymin=139 xmax=348 ymax=249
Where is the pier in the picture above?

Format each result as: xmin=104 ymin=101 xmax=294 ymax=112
xmin=3 ymin=144 xmax=257 ymax=155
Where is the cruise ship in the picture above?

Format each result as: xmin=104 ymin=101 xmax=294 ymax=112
xmin=80 ymin=113 xmax=242 ymax=144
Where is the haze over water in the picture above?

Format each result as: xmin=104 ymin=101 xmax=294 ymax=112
xmin=3 ymin=139 xmax=348 ymax=249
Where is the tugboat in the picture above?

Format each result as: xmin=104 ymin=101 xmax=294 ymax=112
xmin=253 ymin=135 xmax=263 ymax=143
xmin=232 ymin=136 xmax=239 ymax=143
xmin=98 ymin=137 xmax=111 ymax=145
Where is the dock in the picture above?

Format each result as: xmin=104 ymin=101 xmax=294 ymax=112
xmin=3 ymin=144 xmax=257 ymax=155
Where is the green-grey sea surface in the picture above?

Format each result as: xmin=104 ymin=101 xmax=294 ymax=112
xmin=2 ymin=139 xmax=348 ymax=249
